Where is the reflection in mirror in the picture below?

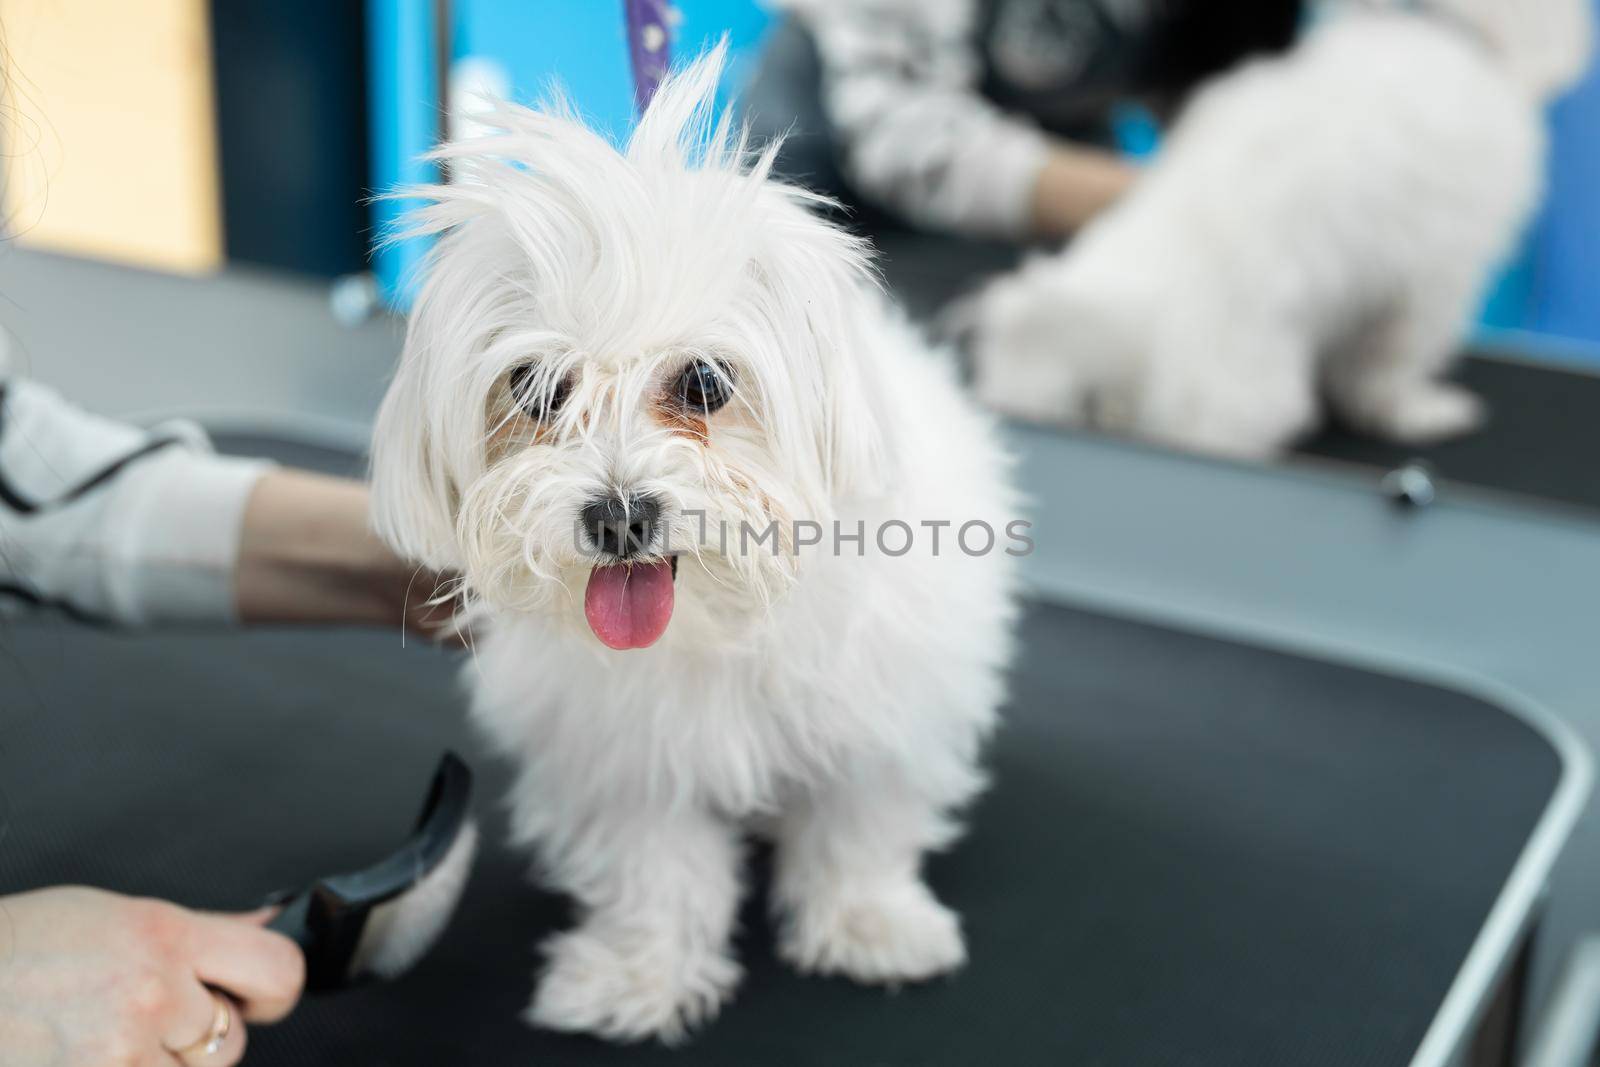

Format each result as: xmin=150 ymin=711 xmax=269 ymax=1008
xmin=741 ymin=0 xmax=1600 ymax=512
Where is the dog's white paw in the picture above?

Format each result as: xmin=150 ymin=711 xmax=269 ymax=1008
xmin=525 ymin=926 xmax=742 ymax=1045
xmin=779 ymin=880 xmax=966 ymax=986
xmin=1372 ymin=383 xmax=1487 ymax=444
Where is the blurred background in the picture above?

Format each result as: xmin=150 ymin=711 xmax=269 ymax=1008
xmin=3 ymin=0 xmax=1597 ymax=486
xmin=0 ymin=0 xmax=1587 ymax=342
xmin=2 ymin=0 xmax=1595 ymax=342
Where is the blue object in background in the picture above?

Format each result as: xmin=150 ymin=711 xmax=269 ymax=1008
xmin=367 ymin=0 xmax=443 ymax=306
xmin=1476 ymin=0 xmax=1600 ymax=360
xmin=625 ymin=0 xmax=677 ymax=112
xmin=1110 ymin=102 xmax=1163 ymax=162
xmin=1530 ymin=51 xmax=1600 ymax=350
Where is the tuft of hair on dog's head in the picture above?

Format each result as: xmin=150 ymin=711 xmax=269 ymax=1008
xmin=369 ymin=42 xmax=896 ymax=624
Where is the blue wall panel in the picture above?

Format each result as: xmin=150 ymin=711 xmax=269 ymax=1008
xmin=368 ymin=0 xmax=443 ymax=305
xmin=1479 ymin=0 xmax=1600 ymax=358
xmin=451 ymin=2 xmax=636 ymax=143
xmin=451 ymin=1 xmax=772 ymax=138
xmin=1532 ymin=45 xmax=1600 ymax=350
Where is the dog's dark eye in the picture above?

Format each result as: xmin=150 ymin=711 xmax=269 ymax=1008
xmin=675 ymin=359 xmax=734 ymax=416
xmin=509 ymin=364 xmax=574 ymax=422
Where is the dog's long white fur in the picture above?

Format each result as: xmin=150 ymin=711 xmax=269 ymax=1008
xmin=371 ymin=45 xmax=1019 ymax=1043
xmin=970 ymin=0 xmax=1595 ymax=459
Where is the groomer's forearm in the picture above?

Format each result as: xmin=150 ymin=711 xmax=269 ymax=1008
xmin=233 ymin=469 xmax=401 ymax=626
xmin=1029 ymin=145 xmax=1138 ymax=237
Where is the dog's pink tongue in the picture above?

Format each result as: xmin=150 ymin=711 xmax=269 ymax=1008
xmin=583 ymin=562 xmax=675 ymax=650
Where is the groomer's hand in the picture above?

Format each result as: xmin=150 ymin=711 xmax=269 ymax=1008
xmin=234 ymin=469 xmax=463 ymax=643
xmin=0 ymin=886 xmax=304 ymax=1066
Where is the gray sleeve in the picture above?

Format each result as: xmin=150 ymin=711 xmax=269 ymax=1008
xmin=0 ymin=377 xmax=270 ymax=625
xmin=788 ymin=0 xmax=1051 ymax=237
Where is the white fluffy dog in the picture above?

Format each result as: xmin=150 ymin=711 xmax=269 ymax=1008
xmin=370 ymin=50 xmax=1019 ymax=1043
xmin=970 ymin=0 xmax=1595 ymax=459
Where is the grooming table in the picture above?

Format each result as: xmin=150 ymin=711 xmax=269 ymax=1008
xmin=0 ymin=589 xmax=1576 ymax=1065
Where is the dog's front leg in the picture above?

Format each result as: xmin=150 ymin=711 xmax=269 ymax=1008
xmin=772 ymin=763 xmax=968 ymax=986
xmin=525 ymin=805 xmax=744 ymax=1044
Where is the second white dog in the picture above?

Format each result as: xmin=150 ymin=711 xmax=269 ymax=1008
xmin=970 ymin=0 xmax=1594 ymax=459
xmin=370 ymin=50 xmax=1019 ymax=1043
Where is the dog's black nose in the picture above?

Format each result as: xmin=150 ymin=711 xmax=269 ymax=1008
xmin=581 ymin=493 xmax=663 ymax=559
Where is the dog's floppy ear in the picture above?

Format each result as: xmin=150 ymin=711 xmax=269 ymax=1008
xmin=369 ymin=183 xmax=514 ymax=572
xmin=810 ymin=285 xmax=899 ymax=504
xmin=751 ymin=186 xmax=898 ymax=506
xmin=369 ymin=329 xmax=462 ymax=571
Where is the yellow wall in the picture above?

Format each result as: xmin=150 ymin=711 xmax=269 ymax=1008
xmin=1 ymin=0 xmax=223 ymax=272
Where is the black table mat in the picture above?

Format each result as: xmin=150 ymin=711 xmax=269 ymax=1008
xmin=1298 ymin=354 xmax=1600 ymax=513
xmin=0 ymin=601 xmax=1559 ymax=1066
